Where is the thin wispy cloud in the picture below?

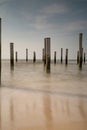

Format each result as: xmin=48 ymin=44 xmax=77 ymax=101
xmin=0 ymin=0 xmax=10 ymax=3
xmin=0 ymin=0 xmax=87 ymax=59
xmin=0 ymin=0 xmax=13 ymax=6
xmin=66 ymin=20 xmax=87 ymax=32
xmin=40 ymin=3 xmax=68 ymax=15
xmin=29 ymin=3 xmax=68 ymax=30
xmin=31 ymin=1 xmax=87 ymax=33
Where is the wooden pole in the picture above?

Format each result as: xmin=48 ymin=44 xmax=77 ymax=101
xmin=0 ymin=18 xmax=1 ymax=84
xmin=44 ymin=38 xmax=46 ymax=65
xmin=82 ymin=48 xmax=83 ymax=63
xmin=45 ymin=38 xmax=51 ymax=73
xmin=84 ymin=52 xmax=86 ymax=64
xmin=77 ymin=51 xmax=79 ymax=64
xmin=65 ymin=49 xmax=68 ymax=65
xmin=54 ymin=51 xmax=56 ymax=64
xmin=79 ymin=33 xmax=83 ymax=69
xmin=10 ymin=43 xmax=14 ymax=67
xmin=33 ymin=51 xmax=36 ymax=63
xmin=26 ymin=48 xmax=28 ymax=62
xmin=15 ymin=51 xmax=18 ymax=62
xmin=61 ymin=48 xmax=63 ymax=64
xmin=42 ymin=48 xmax=44 ymax=62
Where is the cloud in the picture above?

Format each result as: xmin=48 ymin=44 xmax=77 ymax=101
xmin=40 ymin=3 xmax=68 ymax=15
xmin=31 ymin=2 xmax=87 ymax=33
xmin=0 ymin=0 xmax=10 ymax=4
xmin=0 ymin=0 xmax=13 ymax=6
xmin=29 ymin=3 xmax=68 ymax=30
xmin=31 ymin=16 xmax=87 ymax=35
xmin=0 ymin=0 xmax=9 ymax=3
xmin=1 ymin=0 xmax=87 ymax=34
xmin=66 ymin=20 xmax=87 ymax=32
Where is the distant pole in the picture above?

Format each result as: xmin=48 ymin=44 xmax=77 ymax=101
xmin=61 ymin=48 xmax=63 ymax=64
xmin=84 ymin=52 xmax=86 ymax=64
xmin=15 ymin=51 xmax=18 ymax=62
xmin=45 ymin=37 xmax=51 ymax=73
xmin=77 ymin=51 xmax=79 ymax=64
xmin=82 ymin=48 xmax=83 ymax=63
xmin=42 ymin=48 xmax=44 ymax=62
xmin=0 ymin=18 xmax=1 ymax=84
xmin=33 ymin=51 xmax=36 ymax=63
xmin=26 ymin=48 xmax=28 ymax=62
xmin=65 ymin=49 xmax=68 ymax=65
xmin=54 ymin=51 xmax=56 ymax=64
xmin=79 ymin=33 xmax=83 ymax=69
xmin=10 ymin=43 xmax=14 ymax=67
xmin=44 ymin=38 xmax=46 ymax=65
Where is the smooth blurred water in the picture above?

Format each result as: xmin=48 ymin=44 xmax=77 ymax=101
xmin=1 ymin=60 xmax=87 ymax=96
xmin=0 ymin=60 xmax=87 ymax=130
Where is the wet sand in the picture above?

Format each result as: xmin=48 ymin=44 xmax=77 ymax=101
xmin=1 ymin=87 xmax=87 ymax=130
xmin=0 ymin=61 xmax=87 ymax=130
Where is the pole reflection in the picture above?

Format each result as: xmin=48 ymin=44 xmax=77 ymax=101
xmin=43 ymin=94 xmax=53 ymax=130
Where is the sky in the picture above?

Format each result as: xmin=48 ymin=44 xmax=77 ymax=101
xmin=0 ymin=0 xmax=87 ymax=59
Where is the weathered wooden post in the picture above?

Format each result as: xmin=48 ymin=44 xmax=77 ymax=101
xmin=42 ymin=48 xmax=44 ymax=62
xmin=33 ymin=51 xmax=36 ymax=63
xmin=26 ymin=48 xmax=28 ymax=62
xmin=77 ymin=51 xmax=79 ymax=64
xmin=44 ymin=38 xmax=46 ymax=65
xmin=65 ymin=49 xmax=68 ymax=65
xmin=82 ymin=48 xmax=83 ymax=63
xmin=54 ymin=51 xmax=56 ymax=64
xmin=0 ymin=18 xmax=1 ymax=84
xmin=79 ymin=33 xmax=83 ymax=69
xmin=84 ymin=52 xmax=86 ymax=64
xmin=10 ymin=43 xmax=14 ymax=67
xmin=61 ymin=48 xmax=63 ymax=64
xmin=15 ymin=51 xmax=18 ymax=62
xmin=45 ymin=37 xmax=51 ymax=73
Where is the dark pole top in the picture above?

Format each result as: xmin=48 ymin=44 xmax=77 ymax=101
xmin=79 ymin=33 xmax=83 ymax=35
xmin=0 ymin=18 xmax=1 ymax=39
xmin=10 ymin=42 xmax=14 ymax=44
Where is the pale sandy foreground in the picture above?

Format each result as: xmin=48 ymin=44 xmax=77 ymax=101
xmin=0 ymin=61 xmax=87 ymax=130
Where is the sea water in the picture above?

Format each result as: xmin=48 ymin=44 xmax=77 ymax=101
xmin=0 ymin=60 xmax=87 ymax=130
